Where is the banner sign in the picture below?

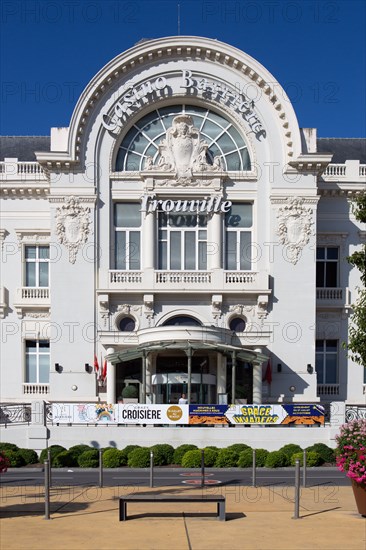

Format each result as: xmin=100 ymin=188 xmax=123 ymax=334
xmin=225 ymin=404 xmax=325 ymax=425
xmin=52 ymin=403 xmax=324 ymax=426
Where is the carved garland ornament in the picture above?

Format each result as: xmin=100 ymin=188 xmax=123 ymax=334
xmin=55 ymin=197 xmax=91 ymax=264
xmin=276 ymin=197 xmax=314 ymax=265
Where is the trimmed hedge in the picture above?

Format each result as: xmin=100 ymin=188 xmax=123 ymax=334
xmin=3 ymin=450 xmax=25 ymax=467
xmin=203 ymin=448 xmax=218 ymax=467
xmin=279 ymin=444 xmax=303 ymax=458
xmin=103 ymin=448 xmax=127 ymax=468
xmin=53 ymin=450 xmax=77 ymax=468
xmin=237 ymin=448 xmax=269 ymax=468
xmin=306 ymin=443 xmax=335 ymax=464
xmin=18 ymin=448 xmax=39 ymax=465
xmin=151 ymin=444 xmax=174 ymax=466
xmin=78 ymin=449 xmax=99 ymax=468
xmin=173 ymin=444 xmax=198 ymax=465
xmin=123 ymin=445 xmax=141 ymax=458
xmin=68 ymin=445 xmax=94 ymax=460
xmin=264 ymin=451 xmax=288 ymax=468
xmin=40 ymin=445 xmax=67 ymax=465
xmin=215 ymin=448 xmax=239 ymax=468
xmin=128 ymin=447 xmax=151 ymax=468
xmin=226 ymin=444 xmax=251 ymax=454
xmin=291 ymin=451 xmax=323 ymax=467
xmin=181 ymin=450 xmax=202 ymax=468
xmin=0 ymin=443 xmax=19 ymax=452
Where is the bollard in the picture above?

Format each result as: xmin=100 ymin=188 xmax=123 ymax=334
xmin=47 ymin=449 xmax=52 ymax=488
xmin=252 ymin=449 xmax=256 ymax=487
xmin=292 ymin=459 xmax=301 ymax=519
xmin=201 ymin=449 xmax=205 ymax=488
xmin=99 ymin=449 xmax=103 ymax=488
xmin=150 ymin=450 xmax=154 ymax=488
xmin=44 ymin=459 xmax=50 ymax=520
xmin=303 ymin=449 xmax=307 ymax=488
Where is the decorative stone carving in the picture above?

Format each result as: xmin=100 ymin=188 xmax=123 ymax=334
xmin=25 ymin=312 xmax=51 ymax=319
xmin=212 ymin=294 xmax=222 ymax=324
xmin=116 ymin=304 xmax=131 ymax=315
xmin=0 ymin=229 xmax=8 ymax=250
xmin=257 ymin=295 xmax=269 ymax=321
xmin=142 ymin=115 xmax=223 ymax=183
xmin=55 ymin=196 xmax=91 ymax=264
xmin=276 ymin=197 xmax=313 ymax=264
xmin=143 ymin=294 xmax=154 ymax=326
xmin=98 ymin=294 xmax=109 ymax=328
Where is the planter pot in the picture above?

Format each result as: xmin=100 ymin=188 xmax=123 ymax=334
xmin=351 ymin=479 xmax=366 ymax=517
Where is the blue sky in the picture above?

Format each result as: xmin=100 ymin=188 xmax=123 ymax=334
xmin=1 ymin=0 xmax=365 ymax=137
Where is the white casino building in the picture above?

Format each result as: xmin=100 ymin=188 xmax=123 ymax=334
xmin=1 ymin=36 xmax=365 ymax=450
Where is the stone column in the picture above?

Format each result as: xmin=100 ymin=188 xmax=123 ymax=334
xmin=231 ymin=351 xmax=237 ymax=404
xmin=145 ymin=353 xmax=152 ymax=403
xmin=186 ymin=347 xmax=192 ymax=404
xmin=142 ymin=212 xmax=154 ymax=269
xmin=209 ymin=211 xmax=222 ymax=270
xmin=106 ymin=347 xmax=116 ymax=404
xmin=142 ymin=351 xmax=147 ymax=404
xmin=252 ymin=362 xmax=262 ymax=403
xmin=216 ymin=353 xmax=226 ymax=397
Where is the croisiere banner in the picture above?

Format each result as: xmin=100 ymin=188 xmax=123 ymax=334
xmin=51 ymin=403 xmax=324 ymax=426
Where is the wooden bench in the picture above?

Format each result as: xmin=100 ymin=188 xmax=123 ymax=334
xmin=119 ymin=494 xmax=226 ymax=521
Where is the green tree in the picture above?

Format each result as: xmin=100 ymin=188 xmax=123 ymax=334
xmin=344 ymin=193 xmax=366 ymax=368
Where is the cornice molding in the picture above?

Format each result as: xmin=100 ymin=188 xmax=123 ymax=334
xmin=15 ymin=229 xmax=51 ymax=243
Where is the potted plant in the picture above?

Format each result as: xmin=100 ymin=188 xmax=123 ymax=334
xmin=336 ymin=418 xmax=366 ymax=517
xmin=119 ymin=385 xmax=139 ymax=403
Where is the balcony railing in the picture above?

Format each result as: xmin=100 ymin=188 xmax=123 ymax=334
xmin=22 ymin=383 xmax=50 ymax=395
xmin=225 ymin=271 xmax=256 ymax=284
xmin=316 ymin=287 xmax=343 ymax=300
xmin=19 ymin=287 xmax=50 ymax=300
xmin=14 ymin=287 xmax=50 ymax=318
xmin=321 ymin=161 xmax=366 ymax=182
xmin=0 ymin=161 xmax=46 ymax=179
xmin=110 ymin=271 xmax=142 ymax=284
xmin=156 ymin=271 xmax=211 ymax=284
xmin=317 ymin=384 xmax=339 ymax=396
xmin=323 ymin=164 xmax=346 ymax=177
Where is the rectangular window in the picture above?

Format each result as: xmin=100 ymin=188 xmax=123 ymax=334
xmin=25 ymin=246 xmax=49 ymax=287
xmin=316 ymin=247 xmax=339 ymax=287
xmin=315 ymin=339 xmax=338 ymax=384
xmin=25 ymin=340 xmax=50 ymax=384
xmin=224 ymin=203 xmax=253 ymax=270
xmin=158 ymin=211 xmax=207 ymax=270
xmin=114 ymin=203 xmax=141 ymax=270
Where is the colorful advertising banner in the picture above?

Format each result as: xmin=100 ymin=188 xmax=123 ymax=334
xmin=225 ymin=404 xmax=325 ymax=425
xmin=51 ymin=403 xmax=324 ymax=426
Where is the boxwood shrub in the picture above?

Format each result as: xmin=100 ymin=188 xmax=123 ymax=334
xmin=150 ymin=444 xmax=174 ymax=466
xmin=128 ymin=447 xmax=151 ymax=468
xmin=40 ymin=445 xmax=67 ymax=464
xmin=122 ymin=445 xmax=141 ymax=458
xmin=306 ymin=443 xmax=335 ymax=464
xmin=279 ymin=444 xmax=303 ymax=458
xmin=0 ymin=443 xmax=19 ymax=452
xmin=215 ymin=448 xmax=239 ymax=468
xmin=68 ymin=444 xmax=94 ymax=461
xmin=203 ymin=448 xmax=218 ymax=466
xmin=238 ymin=448 xmax=269 ymax=468
xmin=3 ymin=450 xmax=25 ymax=467
xmin=53 ymin=450 xmax=77 ymax=468
xmin=78 ymin=449 xmax=99 ymax=468
xmin=226 ymin=443 xmax=251 ymax=454
xmin=181 ymin=449 xmax=202 ymax=468
xmin=103 ymin=448 xmax=127 ymax=468
xmin=291 ymin=451 xmax=323 ymax=467
xmin=18 ymin=448 xmax=38 ymax=465
xmin=173 ymin=444 xmax=198 ymax=465
xmin=264 ymin=451 xmax=288 ymax=468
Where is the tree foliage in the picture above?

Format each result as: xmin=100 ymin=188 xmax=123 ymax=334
xmin=345 ymin=193 xmax=366 ymax=368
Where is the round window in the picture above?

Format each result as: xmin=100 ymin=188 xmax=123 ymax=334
xmin=118 ymin=317 xmax=136 ymax=332
xmin=229 ymin=317 xmax=246 ymax=332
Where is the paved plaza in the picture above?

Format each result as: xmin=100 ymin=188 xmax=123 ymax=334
xmin=0 ymin=483 xmax=365 ymax=549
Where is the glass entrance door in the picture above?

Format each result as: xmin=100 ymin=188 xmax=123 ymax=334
xmin=152 ymin=373 xmax=216 ymax=404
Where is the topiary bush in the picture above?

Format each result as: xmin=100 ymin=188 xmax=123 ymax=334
xmin=68 ymin=444 xmax=94 ymax=461
xmin=18 ymin=448 xmax=39 ymax=465
xmin=226 ymin=443 xmax=251 ymax=455
xmin=128 ymin=447 xmax=150 ymax=468
xmin=237 ymin=448 xmax=253 ymax=468
xmin=215 ymin=448 xmax=239 ymax=468
xmin=181 ymin=450 xmax=202 ymax=468
xmin=306 ymin=443 xmax=335 ymax=464
xmin=0 ymin=443 xmax=19 ymax=452
xmin=254 ymin=449 xmax=269 ymax=467
xmin=78 ymin=449 xmax=99 ymax=468
xmin=53 ymin=450 xmax=77 ymax=468
xmin=264 ymin=451 xmax=288 ymax=468
xmin=203 ymin=448 xmax=218 ymax=467
xmin=291 ymin=451 xmax=323 ymax=467
xmin=173 ymin=444 xmax=198 ymax=465
xmin=279 ymin=444 xmax=303 ymax=458
xmin=103 ymin=448 xmax=127 ymax=468
xmin=40 ymin=445 xmax=67 ymax=465
xmin=3 ymin=450 xmax=25 ymax=467
xmin=150 ymin=444 xmax=174 ymax=466
xmin=123 ymin=445 xmax=141 ymax=458
xmin=204 ymin=446 xmax=219 ymax=451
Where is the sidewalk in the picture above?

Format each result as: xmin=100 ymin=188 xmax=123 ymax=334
xmin=0 ymin=484 xmax=365 ymax=549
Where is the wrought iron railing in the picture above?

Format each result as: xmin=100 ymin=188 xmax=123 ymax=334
xmin=0 ymin=403 xmax=31 ymax=426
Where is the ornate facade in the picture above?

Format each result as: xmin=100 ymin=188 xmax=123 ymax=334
xmin=1 ymin=37 xmax=365 ymax=449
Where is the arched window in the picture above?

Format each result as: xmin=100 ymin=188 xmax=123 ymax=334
xmin=116 ymin=105 xmax=250 ymax=172
xmin=118 ymin=317 xmax=136 ymax=332
xmin=162 ymin=315 xmax=202 ymax=327
xmin=229 ymin=317 xmax=246 ymax=332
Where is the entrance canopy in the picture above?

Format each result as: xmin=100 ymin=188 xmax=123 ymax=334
xmin=107 ymin=340 xmax=267 ymax=364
